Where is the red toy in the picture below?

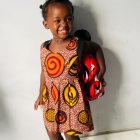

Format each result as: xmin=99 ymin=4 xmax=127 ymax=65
xmin=81 ymin=53 xmax=105 ymax=101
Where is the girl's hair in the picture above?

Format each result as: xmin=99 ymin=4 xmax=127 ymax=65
xmin=40 ymin=0 xmax=74 ymax=20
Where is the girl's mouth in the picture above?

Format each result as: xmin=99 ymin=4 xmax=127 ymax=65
xmin=58 ymin=29 xmax=69 ymax=34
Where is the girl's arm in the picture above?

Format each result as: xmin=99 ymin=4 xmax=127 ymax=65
xmin=96 ymin=46 xmax=106 ymax=80
xmin=39 ymin=70 xmax=46 ymax=98
xmin=34 ymin=70 xmax=45 ymax=110
xmin=34 ymin=45 xmax=46 ymax=110
xmin=89 ymin=41 xmax=106 ymax=81
xmin=38 ymin=44 xmax=46 ymax=98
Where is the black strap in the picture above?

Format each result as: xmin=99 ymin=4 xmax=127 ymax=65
xmin=43 ymin=40 xmax=51 ymax=49
xmin=77 ymin=39 xmax=85 ymax=62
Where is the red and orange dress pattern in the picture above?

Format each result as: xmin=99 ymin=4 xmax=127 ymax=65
xmin=40 ymin=37 xmax=94 ymax=135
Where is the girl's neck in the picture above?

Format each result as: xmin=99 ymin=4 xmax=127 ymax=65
xmin=52 ymin=35 xmax=72 ymax=45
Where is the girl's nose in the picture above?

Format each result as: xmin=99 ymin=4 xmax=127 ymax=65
xmin=61 ymin=20 xmax=67 ymax=27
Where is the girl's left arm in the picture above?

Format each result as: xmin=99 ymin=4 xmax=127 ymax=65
xmin=95 ymin=45 xmax=106 ymax=80
xmin=85 ymin=41 xmax=106 ymax=81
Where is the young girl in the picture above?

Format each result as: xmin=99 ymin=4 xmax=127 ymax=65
xmin=34 ymin=0 xmax=106 ymax=140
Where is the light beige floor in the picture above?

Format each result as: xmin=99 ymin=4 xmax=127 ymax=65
xmin=80 ymin=129 xmax=140 ymax=140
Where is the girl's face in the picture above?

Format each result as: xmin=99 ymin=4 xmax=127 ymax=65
xmin=43 ymin=3 xmax=73 ymax=40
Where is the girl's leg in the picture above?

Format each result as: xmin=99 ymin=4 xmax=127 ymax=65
xmin=64 ymin=133 xmax=80 ymax=140
xmin=46 ymin=129 xmax=64 ymax=140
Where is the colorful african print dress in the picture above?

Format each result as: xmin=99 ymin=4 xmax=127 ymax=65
xmin=40 ymin=37 xmax=94 ymax=135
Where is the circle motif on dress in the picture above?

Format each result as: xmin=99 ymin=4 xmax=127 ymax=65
xmin=69 ymin=55 xmax=78 ymax=76
xmin=78 ymin=110 xmax=89 ymax=124
xmin=45 ymin=109 xmax=55 ymax=122
xmin=45 ymin=53 xmax=65 ymax=78
xmin=42 ymin=84 xmax=48 ymax=103
xmin=55 ymin=110 xmax=67 ymax=124
xmin=63 ymin=83 xmax=79 ymax=107
xmin=66 ymin=39 xmax=77 ymax=50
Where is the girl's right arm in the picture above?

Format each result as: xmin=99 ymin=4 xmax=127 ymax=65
xmin=34 ymin=44 xmax=46 ymax=110
xmin=34 ymin=70 xmax=45 ymax=110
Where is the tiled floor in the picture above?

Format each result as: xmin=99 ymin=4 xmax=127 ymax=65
xmin=80 ymin=129 xmax=140 ymax=140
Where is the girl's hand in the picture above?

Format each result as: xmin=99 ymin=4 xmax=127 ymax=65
xmin=34 ymin=97 xmax=43 ymax=110
xmin=96 ymin=75 xmax=106 ymax=87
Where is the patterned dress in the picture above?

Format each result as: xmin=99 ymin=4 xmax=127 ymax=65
xmin=40 ymin=37 xmax=94 ymax=135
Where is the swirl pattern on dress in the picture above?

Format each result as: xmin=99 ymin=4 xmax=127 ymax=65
xmin=55 ymin=110 xmax=67 ymax=124
xmin=45 ymin=53 xmax=65 ymax=78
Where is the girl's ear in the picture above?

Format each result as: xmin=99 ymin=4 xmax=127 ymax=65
xmin=43 ymin=20 xmax=49 ymax=29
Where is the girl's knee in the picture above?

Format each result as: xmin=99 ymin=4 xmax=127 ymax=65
xmin=47 ymin=130 xmax=64 ymax=140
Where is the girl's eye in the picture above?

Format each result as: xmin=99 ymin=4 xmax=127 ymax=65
xmin=66 ymin=17 xmax=73 ymax=22
xmin=54 ymin=19 xmax=60 ymax=24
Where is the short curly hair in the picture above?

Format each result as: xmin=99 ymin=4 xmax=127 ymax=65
xmin=40 ymin=0 xmax=74 ymax=20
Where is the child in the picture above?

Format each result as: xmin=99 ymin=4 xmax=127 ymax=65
xmin=34 ymin=0 xmax=106 ymax=140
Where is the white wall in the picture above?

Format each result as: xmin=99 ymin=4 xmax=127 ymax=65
xmin=0 ymin=0 xmax=140 ymax=139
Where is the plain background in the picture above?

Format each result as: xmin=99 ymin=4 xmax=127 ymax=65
xmin=0 ymin=0 xmax=140 ymax=139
